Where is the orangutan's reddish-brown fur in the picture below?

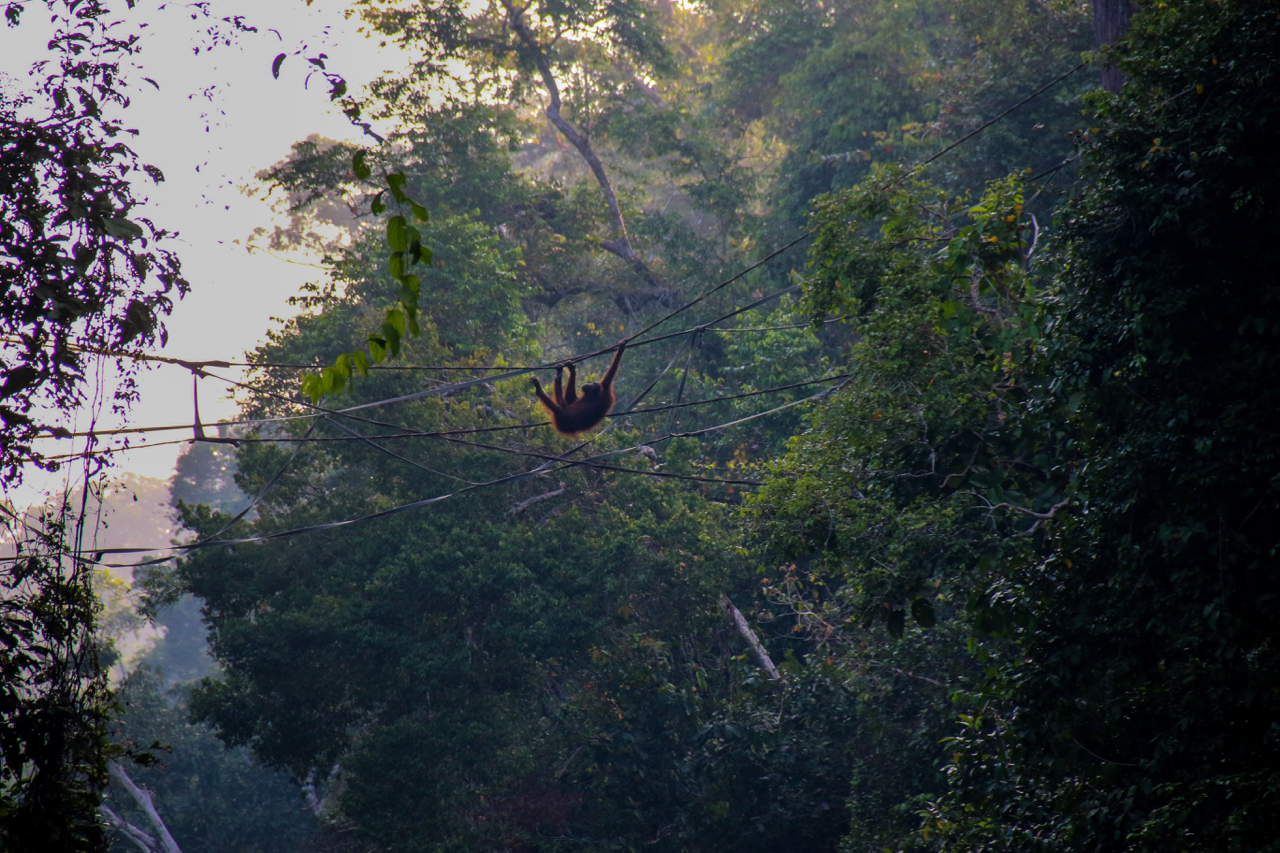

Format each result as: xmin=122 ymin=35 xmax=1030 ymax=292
xmin=530 ymin=342 xmax=626 ymax=435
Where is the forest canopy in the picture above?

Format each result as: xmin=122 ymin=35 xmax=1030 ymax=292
xmin=3 ymin=0 xmax=1278 ymax=852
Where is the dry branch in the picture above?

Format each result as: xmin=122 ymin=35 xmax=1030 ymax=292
xmin=720 ymin=594 xmax=783 ymax=681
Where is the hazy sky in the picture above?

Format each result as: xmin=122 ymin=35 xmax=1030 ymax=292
xmin=2 ymin=1 xmax=403 ymax=494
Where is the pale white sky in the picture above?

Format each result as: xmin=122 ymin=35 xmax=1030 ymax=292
xmin=2 ymin=0 xmax=405 ymax=496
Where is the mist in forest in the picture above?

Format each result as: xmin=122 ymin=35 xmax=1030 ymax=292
xmin=3 ymin=1 xmax=1278 ymax=851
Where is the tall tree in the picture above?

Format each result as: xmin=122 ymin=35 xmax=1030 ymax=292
xmin=0 ymin=506 xmax=115 ymax=851
xmin=0 ymin=0 xmax=187 ymax=481
xmin=1093 ymin=0 xmax=1136 ymax=92
xmin=939 ymin=1 xmax=1280 ymax=848
xmin=357 ymin=0 xmax=682 ymax=307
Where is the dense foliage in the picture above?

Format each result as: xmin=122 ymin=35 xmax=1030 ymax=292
xmin=752 ymin=1 xmax=1280 ymax=851
xmin=0 ymin=0 xmax=186 ymax=481
xmin=106 ymin=669 xmax=317 ymax=853
xmin=10 ymin=0 xmax=1276 ymax=850
xmin=0 ymin=510 xmax=114 ymax=852
xmin=940 ymin=2 xmax=1280 ymax=848
xmin=140 ymin=0 xmax=1105 ymax=848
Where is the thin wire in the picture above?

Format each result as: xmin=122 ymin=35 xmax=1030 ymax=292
xmin=15 ymin=61 xmax=1086 ymax=518
xmin=32 ymin=285 xmax=809 ymax=445
xmin=7 ymin=231 xmax=815 ymax=434
xmin=623 ymin=232 xmax=815 ymax=344
xmin=10 ymin=60 xmax=1081 ymax=433
xmin=38 ymin=352 xmax=826 ymax=569
xmin=28 ymin=372 xmax=847 ymax=463
xmin=629 ymin=285 xmax=802 ymax=350
xmin=904 ymin=63 xmax=1086 ymax=180
xmin=309 ymin=282 xmax=808 ymax=417
xmin=22 ymin=383 xmax=845 ymax=568
xmin=707 ymin=316 xmax=847 ymax=333
xmin=322 ymin=416 xmax=478 ymax=485
xmin=35 ymin=413 xmax=546 ymax=444
xmin=613 ymin=374 xmax=848 ymax=417
xmin=0 ymin=337 xmax=545 ymax=373
xmin=191 ymin=420 xmax=321 ymax=544
xmin=433 ymin=381 xmax=841 ymax=477
xmin=439 ymin=436 xmax=763 ymax=485
xmin=1029 ymin=154 xmax=1080 ymax=184
xmin=667 ymin=335 xmax=698 ymax=433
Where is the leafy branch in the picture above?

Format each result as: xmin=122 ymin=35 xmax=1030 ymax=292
xmin=300 ymin=154 xmax=431 ymax=401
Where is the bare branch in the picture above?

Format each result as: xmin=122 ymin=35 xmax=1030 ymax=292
xmin=508 ymin=485 xmax=566 ymax=515
xmin=964 ymin=493 xmax=1073 ymax=535
xmin=101 ymin=802 xmax=158 ymax=853
xmin=720 ymin=594 xmax=783 ymax=681
xmin=108 ymin=761 xmax=182 ymax=853
xmin=500 ymin=0 xmax=667 ymax=293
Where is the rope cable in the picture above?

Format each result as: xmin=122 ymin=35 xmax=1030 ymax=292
xmin=18 ymin=382 xmax=845 ymax=569
xmin=28 ymin=373 xmax=847 ymax=463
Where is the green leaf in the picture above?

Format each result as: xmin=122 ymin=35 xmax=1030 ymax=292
xmin=911 ymin=597 xmax=936 ymax=628
xmin=368 ymin=336 xmax=387 ymax=363
xmin=388 ymin=253 xmax=405 ymax=279
xmin=301 ymin=374 xmax=321 ymax=401
xmin=382 ymin=324 xmax=402 ymax=358
xmin=73 ymin=245 xmax=97 ymax=273
xmin=886 ymin=609 xmax=905 ymax=639
xmin=384 ymin=309 xmax=406 ymax=336
xmin=271 ymin=53 xmax=287 ymax=79
xmin=399 ymin=277 xmax=420 ymax=309
xmin=410 ymin=201 xmax=429 ymax=222
xmin=386 ymin=172 xmax=408 ymax=203
xmin=103 ymin=217 xmax=144 ymax=240
xmin=352 ymin=151 xmax=371 ymax=181
xmin=386 ymin=216 xmax=408 ymax=252
xmin=371 ymin=191 xmax=386 ymax=215
xmin=352 ymin=350 xmax=370 ymax=376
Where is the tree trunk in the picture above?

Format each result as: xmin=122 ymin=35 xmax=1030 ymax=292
xmin=1094 ymin=0 xmax=1136 ymax=93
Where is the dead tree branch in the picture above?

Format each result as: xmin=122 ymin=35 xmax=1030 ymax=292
xmin=501 ymin=0 xmax=667 ymax=294
xmin=508 ymin=484 xmax=566 ymax=515
xmin=101 ymin=802 xmax=158 ymax=853
xmin=720 ymin=594 xmax=783 ymax=681
xmin=108 ymin=761 xmax=182 ymax=853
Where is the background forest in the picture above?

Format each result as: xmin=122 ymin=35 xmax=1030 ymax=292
xmin=2 ymin=0 xmax=1278 ymax=852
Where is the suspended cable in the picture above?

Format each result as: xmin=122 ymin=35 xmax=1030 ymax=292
xmin=707 ymin=316 xmax=847 ymax=333
xmin=613 ymin=373 xmax=849 ymax=417
xmin=439 ymin=436 xmax=763 ymax=485
xmin=322 ymin=416 xmax=478 ymax=485
xmin=28 ymin=371 xmax=845 ymax=464
xmin=623 ymin=233 xmax=815 ymax=342
xmin=904 ymin=63 xmax=1086 ymax=180
xmin=0 ymin=336 xmax=547 ymax=373
xmin=13 ymin=60 xmax=1082 ymax=448
xmin=193 ymin=420 xmax=321 ymax=544
xmin=1028 ymin=154 xmax=1080 ymax=184
xmin=30 ymin=52 xmax=1075 ymax=459
xmin=16 ymin=382 xmax=845 ymax=569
